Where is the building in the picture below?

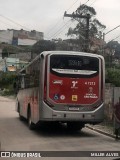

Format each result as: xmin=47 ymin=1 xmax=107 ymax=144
xmin=89 ymin=37 xmax=105 ymax=54
xmin=52 ymin=38 xmax=81 ymax=51
xmin=0 ymin=29 xmax=44 ymax=46
xmin=0 ymin=57 xmax=28 ymax=72
xmin=0 ymin=30 xmax=13 ymax=44
xmin=63 ymin=39 xmax=81 ymax=51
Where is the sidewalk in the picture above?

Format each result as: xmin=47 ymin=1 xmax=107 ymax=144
xmin=86 ymin=123 xmax=120 ymax=139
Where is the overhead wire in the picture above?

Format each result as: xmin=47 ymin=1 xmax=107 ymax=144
xmin=51 ymin=20 xmax=75 ymax=39
xmin=66 ymin=0 xmax=80 ymax=12
xmin=0 ymin=15 xmax=31 ymax=31
xmin=89 ymin=0 xmax=97 ymax=6
xmin=0 ymin=19 xmax=17 ymax=29
xmin=0 ymin=0 xmax=96 ymax=58
xmin=45 ymin=0 xmax=81 ymax=39
xmin=108 ymin=34 xmax=120 ymax=43
xmin=49 ymin=0 xmax=91 ymax=40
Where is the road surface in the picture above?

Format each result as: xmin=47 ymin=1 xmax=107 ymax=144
xmin=0 ymin=96 xmax=120 ymax=160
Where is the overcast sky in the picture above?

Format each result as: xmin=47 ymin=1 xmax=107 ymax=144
xmin=0 ymin=0 xmax=120 ymax=42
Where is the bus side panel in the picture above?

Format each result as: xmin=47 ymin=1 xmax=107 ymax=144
xmin=17 ymin=87 xmax=40 ymax=124
xmin=16 ymin=57 xmax=41 ymax=124
xmin=40 ymin=101 xmax=104 ymax=124
xmin=17 ymin=89 xmax=27 ymax=118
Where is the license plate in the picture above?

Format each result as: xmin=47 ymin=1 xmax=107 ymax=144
xmin=68 ymin=107 xmax=79 ymax=111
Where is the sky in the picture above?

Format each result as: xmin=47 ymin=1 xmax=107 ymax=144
xmin=0 ymin=0 xmax=120 ymax=42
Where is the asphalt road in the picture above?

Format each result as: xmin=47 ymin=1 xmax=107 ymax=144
xmin=0 ymin=96 xmax=120 ymax=160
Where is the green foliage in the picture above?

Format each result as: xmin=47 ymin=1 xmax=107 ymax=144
xmin=77 ymin=4 xmax=96 ymax=16
xmin=106 ymin=69 xmax=120 ymax=86
xmin=106 ymin=41 xmax=120 ymax=58
xmin=67 ymin=4 xmax=106 ymax=51
xmin=0 ymin=72 xmax=16 ymax=95
xmin=32 ymin=40 xmax=56 ymax=54
xmin=2 ymin=48 xmax=8 ymax=58
xmin=1 ymin=87 xmax=14 ymax=96
xmin=0 ymin=72 xmax=16 ymax=87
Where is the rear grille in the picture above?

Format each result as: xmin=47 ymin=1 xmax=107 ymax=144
xmin=51 ymin=105 xmax=100 ymax=112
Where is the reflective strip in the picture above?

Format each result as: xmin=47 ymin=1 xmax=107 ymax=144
xmin=52 ymin=68 xmax=97 ymax=75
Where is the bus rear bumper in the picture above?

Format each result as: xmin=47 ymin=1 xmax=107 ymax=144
xmin=40 ymin=102 xmax=104 ymax=124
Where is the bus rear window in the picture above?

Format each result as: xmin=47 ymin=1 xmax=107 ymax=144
xmin=50 ymin=55 xmax=99 ymax=78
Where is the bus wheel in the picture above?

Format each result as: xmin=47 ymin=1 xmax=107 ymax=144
xmin=19 ymin=112 xmax=24 ymax=121
xmin=67 ymin=122 xmax=83 ymax=131
xmin=28 ymin=109 xmax=35 ymax=130
xmin=18 ymin=105 xmax=24 ymax=121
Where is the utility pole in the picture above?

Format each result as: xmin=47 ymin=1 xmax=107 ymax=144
xmin=64 ymin=11 xmax=91 ymax=52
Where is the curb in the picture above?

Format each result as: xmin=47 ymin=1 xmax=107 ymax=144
xmin=86 ymin=125 xmax=120 ymax=139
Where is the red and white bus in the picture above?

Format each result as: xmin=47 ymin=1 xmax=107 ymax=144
xmin=16 ymin=51 xmax=105 ymax=130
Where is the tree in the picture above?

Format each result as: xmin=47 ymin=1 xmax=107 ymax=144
xmin=32 ymin=40 xmax=56 ymax=54
xmin=67 ymin=4 xmax=106 ymax=52
xmin=106 ymin=41 xmax=120 ymax=58
xmin=104 ymin=41 xmax=120 ymax=68
xmin=31 ymin=40 xmax=56 ymax=59
xmin=106 ymin=69 xmax=120 ymax=86
xmin=2 ymin=48 xmax=8 ymax=58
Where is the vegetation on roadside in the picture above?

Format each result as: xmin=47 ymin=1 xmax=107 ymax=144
xmin=106 ymin=68 xmax=120 ymax=87
xmin=0 ymin=72 xmax=16 ymax=96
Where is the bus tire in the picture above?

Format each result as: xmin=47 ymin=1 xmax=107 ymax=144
xmin=28 ymin=109 xmax=35 ymax=130
xmin=19 ymin=112 xmax=24 ymax=121
xmin=18 ymin=105 xmax=24 ymax=121
xmin=67 ymin=122 xmax=83 ymax=131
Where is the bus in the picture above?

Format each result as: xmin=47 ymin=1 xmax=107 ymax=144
xmin=16 ymin=51 xmax=105 ymax=131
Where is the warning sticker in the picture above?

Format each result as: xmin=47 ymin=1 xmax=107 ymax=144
xmin=72 ymin=95 xmax=78 ymax=101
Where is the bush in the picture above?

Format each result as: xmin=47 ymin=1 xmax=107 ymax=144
xmin=106 ymin=69 xmax=120 ymax=87
xmin=0 ymin=72 xmax=16 ymax=95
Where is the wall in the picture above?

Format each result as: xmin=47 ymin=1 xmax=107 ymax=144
xmin=13 ymin=29 xmax=44 ymax=41
xmin=18 ymin=38 xmax=37 ymax=46
xmin=0 ymin=29 xmax=44 ymax=45
xmin=0 ymin=30 xmax=13 ymax=44
xmin=105 ymin=83 xmax=114 ymax=120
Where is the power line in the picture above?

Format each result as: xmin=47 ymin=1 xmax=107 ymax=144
xmin=49 ymin=0 xmax=91 ymax=40
xmin=45 ymin=18 xmax=63 ymax=38
xmin=109 ymin=34 xmax=120 ymax=42
xmin=46 ymin=0 xmax=81 ymax=38
xmin=67 ymin=0 xmax=80 ymax=12
xmin=48 ymin=20 xmax=71 ymax=39
xmin=105 ymin=25 xmax=120 ymax=35
xmin=89 ymin=0 xmax=97 ymax=6
xmin=0 ymin=15 xmax=30 ymax=31
xmin=52 ymin=21 xmax=75 ymax=39
xmin=0 ymin=19 xmax=17 ymax=28
xmin=84 ymin=0 xmax=90 ymax=5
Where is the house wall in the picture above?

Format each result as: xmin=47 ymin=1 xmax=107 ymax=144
xmin=0 ymin=30 xmax=13 ymax=44
xmin=0 ymin=29 xmax=44 ymax=46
